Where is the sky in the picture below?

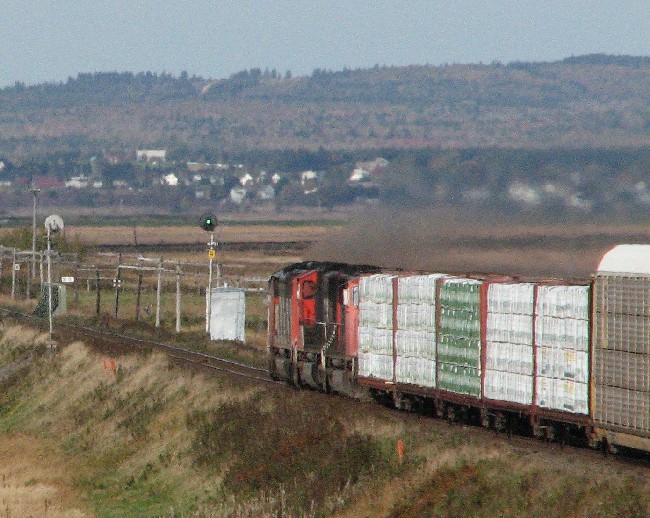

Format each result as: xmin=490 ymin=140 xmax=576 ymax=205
xmin=2 ymin=1 xmax=650 ymax=87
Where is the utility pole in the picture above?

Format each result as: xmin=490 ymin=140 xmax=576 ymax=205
xmin=44 ymin=215 xmax=64 ymax=339
xmin=29 ymin=185 xmax=40 ymax=298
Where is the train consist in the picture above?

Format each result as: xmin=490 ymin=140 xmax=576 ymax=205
xmin=267 ymin=245 xmax=650 ymax=454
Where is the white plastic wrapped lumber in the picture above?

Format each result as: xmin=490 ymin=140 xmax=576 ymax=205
xmin=358 ymin=351 xmax=393 ymax=381
xmin=359 ymin=301 xmax=393 ymax=329
xmin=397 ymin=329 xmax=437 ymax=359
xmin=485 ymin=341 xmax=533 ymax=375
xmin=536 ymin=347 xmax=589 ymax=383
xmin=486 ymin=313 xmax=534 ymax=345
xmin=359 ymin=326 xmax=393 ymax=355
xmin=535 ymin=285 xmax=590 ymax=320
xmin=396 ymin=356 xmax=436 ymax=387
xmin=397 ymin=303 xmax=436 ymax=331
xmin=359 ymin=274 xmax=396 ymax=304
xmin=487 ymin=283 xmax=535 ymax=315
xmin=484 ymin=371 xmax=533 ymax=405
xmin=534 ymin=316 xmax=589 ymax=351
xmin=397 ymin=274 xmax=446 ymax=305
xmin=536 ymin=376 xmax=588 ymax=414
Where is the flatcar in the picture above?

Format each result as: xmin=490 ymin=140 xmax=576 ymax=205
xmin=267 ymin=246 xmax=650 ymax=454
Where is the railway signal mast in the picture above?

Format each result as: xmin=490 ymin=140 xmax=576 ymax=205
xmin=201 ymin=214 xmax=218 ymax=335
xmin=44 ymin=214 xmax=64 ymax=338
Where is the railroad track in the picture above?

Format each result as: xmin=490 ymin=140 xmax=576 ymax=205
xmin=0 ymin=307 xmax=282 ymax=385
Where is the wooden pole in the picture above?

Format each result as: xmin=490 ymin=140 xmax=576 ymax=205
xmin=175 ymin=262 xmax=181 ymax=333
xmin=135 ymin=263 xmax=143 ymax=321
xmin=47 ymin=229 xmax=53 ymax=337
xmin=11 ymin=249 xmax=16 ymax=299
xmin=26 ymin=254 xmax=31 ymax=300
xmin=155 ymin=257 xmax=163 ymax=328
xmin=95 ymin=268 xmax=101 ymax=316
xmin=114 ymin=266 xmax=121 ymax=318
xmin=74 ymin=261 xmax=80 ymax=304
xmin=39 ymin=252 xmax=44 ymax=292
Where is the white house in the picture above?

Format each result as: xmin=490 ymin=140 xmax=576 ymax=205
xmin=257 ymin=185 xmax=275 ymax=200
xmin=507 ymin=182 xmax=541 ymax=206
xmin=230 ymin=186 xmax=248 ymax=204
xmin=239 ymin=173 xmax=254 ymax=186
xmin=65 ymin=175 xmax=89 ymax=188
xmin=161 ymin=173 xmax=179 ymax=186
xmin=136 ymin=149 xmax=167 ymax=162
xmin=349 ymin=167 xmax=369 ymax=182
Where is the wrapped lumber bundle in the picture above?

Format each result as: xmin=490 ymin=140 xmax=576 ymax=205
xmin=484 ymin=283 xmax=535 ymax=405
xmin=357 ymin=274 xmax=396 ymax=381
xmin=535 ymin=285 xmax=590 ymax=414
xmin=437 ymin=278 xmax=483 ymax=397
xmin=395 ymin=274 xmax=446 ymax=388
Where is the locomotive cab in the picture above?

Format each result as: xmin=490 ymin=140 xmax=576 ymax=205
xmin=268 ymin=262 xmax=380 ymax=394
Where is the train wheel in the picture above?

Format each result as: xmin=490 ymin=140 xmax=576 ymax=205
xmin=605 ymin=440 xmax=619 ymax=455
xmin=480 ymin=409 xmax=491 ymax=429
xmin=268 ymin=356 xmax=279 ymax=381
xmin=291 ymin=362 xmax=301 ymax=387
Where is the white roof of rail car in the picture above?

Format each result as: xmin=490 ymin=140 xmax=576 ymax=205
xmin=597 ymin=244 xmax=650 ymax=275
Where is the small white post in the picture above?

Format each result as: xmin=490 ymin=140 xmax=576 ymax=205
xmin=155 ymin=257 xmax=163 ymax=328
xmin=11 ymin=248 xmax=16 ymax=299
xmin=175 ymin=262 xmax=181 ymax=333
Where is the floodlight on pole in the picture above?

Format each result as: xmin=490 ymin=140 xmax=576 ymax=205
xmin=44 ymin=215 xmax=64 ymax=338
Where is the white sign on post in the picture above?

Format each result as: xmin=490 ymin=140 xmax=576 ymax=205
xmin=13 ymin=264 xmax=20 ymax=271
xmin=61 ymin=276 xmax=75 ymax=284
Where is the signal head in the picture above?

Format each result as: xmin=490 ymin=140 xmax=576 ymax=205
xmin=201 ymin=213 xmax=217 ymax=232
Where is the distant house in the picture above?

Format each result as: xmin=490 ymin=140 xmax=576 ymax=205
xmin=271 ymin=173 xmax=282 ymax=184
xmin=257 ymin=185 xmax=275 ymax=200
xmin=349 ymin=167 xmax=370 ymax=182
xmin=136 ymin=149 xmax=167 ymax=162
xmin=112 ymin=180 xmax=129 ymax=188
xmin=239 ymin=173 xmax=254 ymax=186
xmin=230 ymin=186 xmax=248 ymax=204
xmin=65 ymin=175 xmax=89 ymax=188
xmin=161 ymin=173 xmax=179 ymax=186
xmin=301 ymin=170 xmax=319 ymax=194
xmin=507 ymin=182 xmax=541 ymax=206
xmin=187 ymin=162 xmax=212 ymax=172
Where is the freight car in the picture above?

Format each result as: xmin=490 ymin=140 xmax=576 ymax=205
xmin=267 ymin=246 xmax=650 ymax=454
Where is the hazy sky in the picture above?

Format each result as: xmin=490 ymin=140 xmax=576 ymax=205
xmin=2 ymin=1 xmax=649 ymax=87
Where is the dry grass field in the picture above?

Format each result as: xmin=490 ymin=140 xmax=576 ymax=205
xmin=61 ymin=223 xmax=333 ymax=247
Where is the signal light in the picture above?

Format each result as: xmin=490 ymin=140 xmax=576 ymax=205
xmin=201 ymin=214 xmax=217 ymax=232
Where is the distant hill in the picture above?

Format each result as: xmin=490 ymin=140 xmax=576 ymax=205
xmin=2 ymin=54 xmax=650 ymax=159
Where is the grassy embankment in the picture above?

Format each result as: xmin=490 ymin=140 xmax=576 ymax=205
xmin=1 ymin=322 xmax=649 ymax=517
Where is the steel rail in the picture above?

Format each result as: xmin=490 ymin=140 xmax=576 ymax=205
xmin=0 ymin=306 xmax=275 ymax=383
